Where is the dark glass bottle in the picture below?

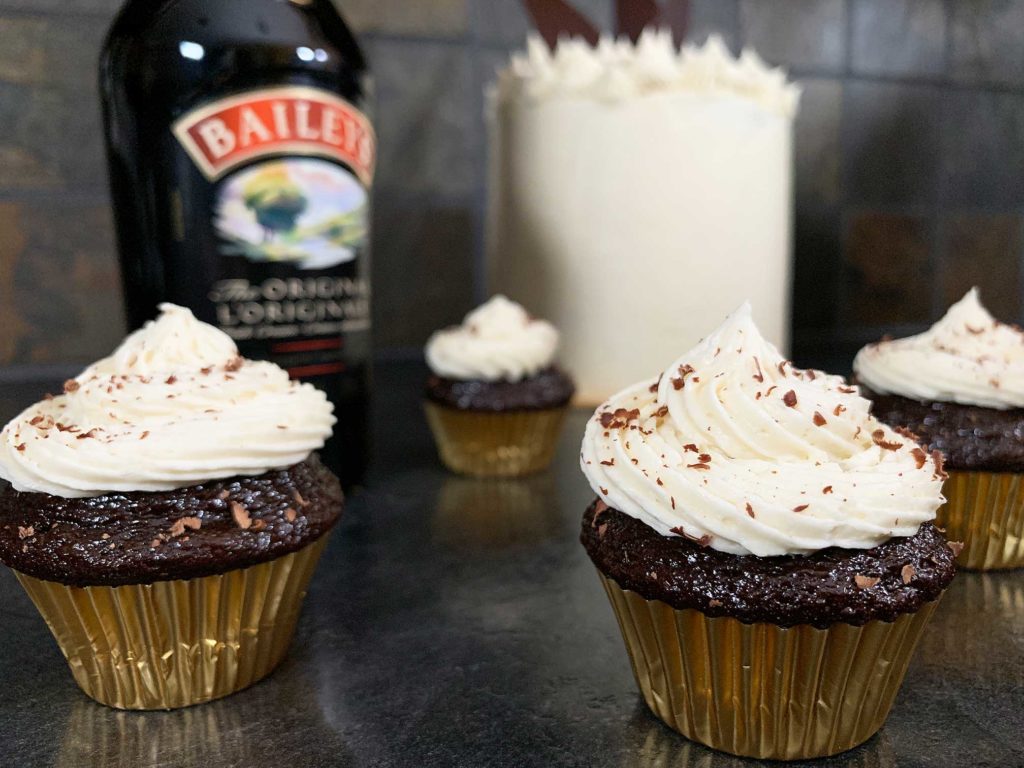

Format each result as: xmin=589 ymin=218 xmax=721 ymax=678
xmin=100 ymin=0 xmax=374 ymax=487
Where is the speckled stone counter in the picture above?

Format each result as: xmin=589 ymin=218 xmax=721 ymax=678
xmin=0 ymin=363 xmax=1021 ymax=768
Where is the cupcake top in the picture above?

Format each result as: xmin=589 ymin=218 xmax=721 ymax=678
xmin=580 ymin=304 xmax=946 ymax=557
xmin=425 ymin=295 xmax=559 ymax=382
xmin=0 ymin=304 xmax=335 ymax=498
xmin=854 ymin=288 xmax=1024 ymax=410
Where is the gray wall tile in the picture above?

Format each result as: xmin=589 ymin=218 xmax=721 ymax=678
xmin=793 ymin=207 xmax=842 ymax=332
xmin=850 ymin=0 xmax=946 ymax=77
xmin=950 ymin=0 xmax=1024 ymax=85
xmin=0 ymin=13 xmax=109 ymax=191
xmin=795 ymin=77 xmax=843 ymax=207
xmin=369 ymin=39 xmax=478 ymax=198
xmin=842 ymin=81 xmax=942 ymax=205
xmin=371 ymin=197 xmax=475 ymax=348
xmin=739 ymin=0 xmax=846 ymax=72
xmin=0 ymin=0 xmax=120 ymax=12
xmin=0 ymin=84 xmax=106 ymax=191
xmin=472 ymin=0 xmax=612 ymax=49
xmin=942 ymin=90 xmax=1024 ymax=207
xmin=687 ymin=0 xmax=740 ymax=49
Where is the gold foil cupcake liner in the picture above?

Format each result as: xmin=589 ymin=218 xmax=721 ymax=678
xmin=936 ymin=470 xmax=1024 ymax=570
xmin=424 ymin=401 xmax=567 ymax=477
xmin=599 ymin=573 xmax=940 ymax=761
xmin=14 ymin=535 xmax=329 ymax=710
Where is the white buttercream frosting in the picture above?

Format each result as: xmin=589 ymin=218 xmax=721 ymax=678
xmin=425 ymin=295 xmax=559 ymax=382
xmin=0 ymin=304 xmax=335 ymax=498
xmin=494 ymin=30 xmax=800 ymax=117
xmin=580 ymin=304 xmax=945 ymax=557
xmin=854 ymin=288 xmax=1024 ymax=410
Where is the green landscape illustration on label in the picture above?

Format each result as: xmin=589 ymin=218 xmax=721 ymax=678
xmin=215 ymin=157 xmax=367 ymax=270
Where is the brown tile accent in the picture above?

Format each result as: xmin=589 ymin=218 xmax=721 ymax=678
xmin=843 ymin=212 xmax=932 ymax=325
xmin=0 ymin=14 xmax=108 ymax=89
xmin=0 ymin=199 xmax=123 ymax=365
xmin=339 ymin=0 xmax=468 ymax=37
xmin=941 ymin=213 xmax=1021 ymax=321
xmin=0 ymin=204 xmax=30 ymax=364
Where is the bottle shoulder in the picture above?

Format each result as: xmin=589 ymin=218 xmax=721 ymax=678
xmin=102 ymin=0 xmax=367 ymax=109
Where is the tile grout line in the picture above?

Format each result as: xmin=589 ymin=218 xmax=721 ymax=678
xmin=467 ymin=0 xmax=490 ymax=304
xmin=834 ymin=0 xmax=854 ymax=334
xmin=930 ymin=0 xmax=957 ymax=323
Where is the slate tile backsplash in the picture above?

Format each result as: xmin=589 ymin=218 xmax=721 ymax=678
xmin=1 ymin=0 xmax=1024 ymax=368
xmin=850 ymin=0 xmax=946 ymax=78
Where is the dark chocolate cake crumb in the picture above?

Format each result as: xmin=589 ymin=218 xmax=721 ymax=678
xmin=0 ymin=455 xmax=342 ymax=587
xmin=581 ymin=500 xmax=956 ymax=628
xmin=861 ymin=384 xmax=1024 ymax=472
xmin=425 ymin=366 xmax=574 ymax=412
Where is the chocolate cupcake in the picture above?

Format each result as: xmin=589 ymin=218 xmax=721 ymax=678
xmin=0 ymin=304 xmax=342 ymax=710
xmin=579 ymin=304 xmax=956 ymax=760
xmin=424 ymin=295 xmax=574 ymax=476
xmin=855 ymin=288 xmax=1024 ymax=570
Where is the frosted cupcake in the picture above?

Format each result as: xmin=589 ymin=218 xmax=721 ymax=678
xmin=580 ymin=304 xmax=956 ymax=760
xmin=855 ymin=288 xmax=1024 ymax=570
xmin=0 ymin=304 xmax=342 ymax=710
xmin=424 ymin=296 xmax=574 ymax=477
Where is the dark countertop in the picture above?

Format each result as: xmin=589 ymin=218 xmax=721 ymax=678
xmin=0 ymin=362 xmax=1022 ymax=768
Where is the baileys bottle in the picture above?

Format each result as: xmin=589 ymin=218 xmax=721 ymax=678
xmin=100 ymin=0 xmax=374 ymax=486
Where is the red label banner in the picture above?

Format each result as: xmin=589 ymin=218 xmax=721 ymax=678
xmin=173 ymin=86 xmax=375 ymax=185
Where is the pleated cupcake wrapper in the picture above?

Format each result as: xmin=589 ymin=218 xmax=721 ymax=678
xmin=424 ymin=401 xmax=568 ymax=477
xmin=14 ymin=535 xmax=329 ymax=711
xmin=936 ymin=470 xmax=1024 ymax=571
xmin=599 ymin=573 xmax=941 ymax=761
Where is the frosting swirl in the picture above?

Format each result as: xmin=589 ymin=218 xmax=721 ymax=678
xmin=854 ymin=288 xmax=1024 ymax=410
xmin=425 ymin=295 xmax=559 ymax=382
xmin=580 ymin=304 xmax=945 ymax=557
xmin=0 ymin=304 xmax=335 ymax=498
xmin=494 ymin=31 xmax=800 ymax=117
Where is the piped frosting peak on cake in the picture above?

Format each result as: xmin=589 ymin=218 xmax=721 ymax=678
xmin=580 ymin=304 xmax=945 ymax=557
xmin=494 ymin=30 xmax=800 ymax=116
xmin=0 ymin=304 xmax=336 ymax=498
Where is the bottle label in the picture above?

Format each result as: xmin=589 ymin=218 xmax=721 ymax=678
xmin=172 ymin=85 xmax=375 ymax=184
xmin=170 ymin=85 xmax=374 ymax=426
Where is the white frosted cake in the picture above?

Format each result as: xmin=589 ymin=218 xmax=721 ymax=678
xmin=487 ymin=31 xmax=800 ymax=404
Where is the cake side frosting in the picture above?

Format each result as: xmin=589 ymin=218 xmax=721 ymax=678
xmin=0 ymin=304 xmax=336 ymax=498
xmin=580 ymin=304 xmax=946 ymax=557
xmin=493 ymin=31 xmax=800 ymax=116
xmin=854 ymin=288 xmax=1024 ymax=410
